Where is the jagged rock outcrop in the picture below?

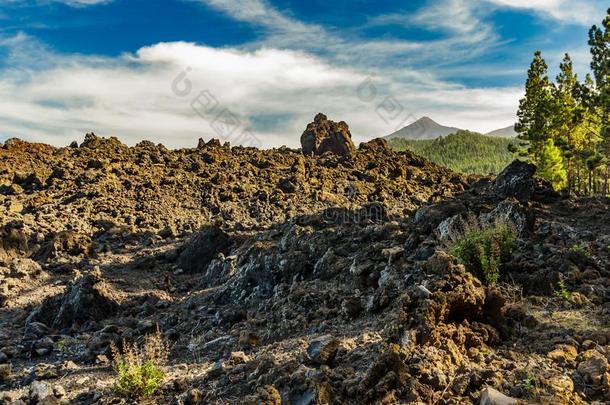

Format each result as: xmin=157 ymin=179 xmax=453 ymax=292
xmin=27 ymin=272 xmax=119 ymax=331
xmin=300 ymin=113 xmax=356 ymax=157
xmin=177 ymin=225 xmax=231 ymax=273
xmin=494 ymin=160 xmax=557 ymax=203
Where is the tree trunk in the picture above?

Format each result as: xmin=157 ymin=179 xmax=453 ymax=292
xmin=604 ymin=166 xmax=610 ymax=196
xmin=567 ymin=158 xmax=572 ymax=196
xmin=576 ymin=163 xmax=581 ymax=195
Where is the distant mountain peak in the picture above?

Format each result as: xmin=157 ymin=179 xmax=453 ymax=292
xmin=384 ymin=116 xmax=460 ymax=140
xmin=384 ymin=116 xmax=517 ymax=140
xmin=415 ymin=116 xmax=438 ymax=126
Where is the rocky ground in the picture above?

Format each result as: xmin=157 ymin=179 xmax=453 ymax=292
xmin=0 ymin=115 xmax=609 ymax=404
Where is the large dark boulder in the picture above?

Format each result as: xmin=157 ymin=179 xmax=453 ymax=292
xmin=178 ymin=225 xmax=231 ymax=273
xmin=300 ymin=113 xmax=356 ymax=157
xmin=493 ymin=160 xmax=557 ymax=203
xmin=27 ymin=272 xmax=119 ymax=331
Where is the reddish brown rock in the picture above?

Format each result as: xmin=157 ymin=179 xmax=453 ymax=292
xmin=359 ymin=138 xmax=393 ymax=154
xmin=300 ymin=113 xmax=356 ymax=157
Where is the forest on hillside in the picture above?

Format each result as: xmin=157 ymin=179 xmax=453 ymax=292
xmin=391 ymin=9 xmax=610 ymax=185
xmin=389 ymin=130 xmax=515 ymax=175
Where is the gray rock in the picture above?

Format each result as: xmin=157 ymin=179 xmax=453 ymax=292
xmin=416 ymin=284 xmax=432 ymax=298
xmin=480 ymin=198 xmax=531 ymax=235
xmin=291 ymin=388 xmax=316 ymax=405
xmin=30 ymin=381 xmax=60 ymax=405
xmin=493 ymin=160 xmax=537 ymax=202
xmin=23 ymin=322 xmax=50 ymax=340
xmin=436 ymin=214 xmax=467 ymax=242
xmin=479 ymin=387 xmax=518 ymax=405
xmin=207 ymin=360 xmax=226 ymax=378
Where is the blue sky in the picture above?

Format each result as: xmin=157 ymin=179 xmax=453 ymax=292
xmin=0 ymin=0 xmax=606 ymax=147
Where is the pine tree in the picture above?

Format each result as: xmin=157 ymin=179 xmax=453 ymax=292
xmin=538 ymin=139 xmax=568 ymax=191
xmin=553 ymin=54 xmax=581 ymax=141
xmin=589 ymin=9 xmax=610 ymax=123
xmin=551 ymin=54 xmax=582 ymax=193
xmin=572 ymin=75 xmax=603 ymax=194
xmin=588 ymin=8 xmax=610 ymax=194
xmin=515 ymin=51 xmax=555 ymax=163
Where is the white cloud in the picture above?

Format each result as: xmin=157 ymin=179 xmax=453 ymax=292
xmin=201 ymin=0 xmax=304 ymax=31
xmin=200 ymin=0 xmax=501 ymax=69
xmin=483 ymin=0 xmax=604 ymax=25
xmin=0 ymin=35 xmax=521 ymax=148
xmin=0 ymin=0 xmax=111 ymax=6
xmin=56 ymin=0 xmax=110 ymax=5
xmin=410 ymin=0 xmax=488 ymax=35
xmin=369 ymin=0 xmax=504 ymax=67
xmin=201 ymin=0 xmax=331 ymax=48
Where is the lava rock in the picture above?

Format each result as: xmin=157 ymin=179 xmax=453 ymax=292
xmin=479 ymin=198 xmax=533 ymax=235
xmin=29 ymin=380 xmax=62 ymax=405
xmin=493 ymin=160 xmax=557 ymax=203
xmin=27 ymin=272 xmax=119 ymax=331
xmin=577 ymin=350 xmax=609 ymax=390
xmin=300 ymin=113 xmax=356 ymax=157
xmin=178 ymin=226 xmax=231 ymax=273
xmin=0 ymin=363 xmax=10 ymax=381
xmin=359 ymin=138 xmax=393 ymax=154
xmin=306 ymin=335 xmax=339 ymax=365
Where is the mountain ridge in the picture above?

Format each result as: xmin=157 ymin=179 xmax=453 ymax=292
xmin=384 ymin=117 xmax=517 ymax=140
xmin=384 ymin=116 xmax=461 ymax=140
xmin=485 ymin=125 xmax=518 ymax=138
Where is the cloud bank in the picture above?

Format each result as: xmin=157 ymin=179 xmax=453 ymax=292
xmin=483 ymin=0 xmax=604 ymax=25
xmin=0 ymin=36 xmax=522 ymax=148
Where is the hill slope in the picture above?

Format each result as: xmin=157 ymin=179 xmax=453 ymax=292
xmin=389 ymin=130 xmax=515 ymax=174
xmin=486 ymin=125 xmax=517 ymax=138
xmin=384 ymin=116 xmax=461 ymax=140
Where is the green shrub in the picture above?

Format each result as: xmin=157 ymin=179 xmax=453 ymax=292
xmin=110 ymin=329 xmax=169 ymax=398
xmin=448 ymin=222 xmax=516 ymax=284
xmin=569 ymin=243 xmax=588 ymax=257
xmin=554 ymin=279 xmax=571 ymax=301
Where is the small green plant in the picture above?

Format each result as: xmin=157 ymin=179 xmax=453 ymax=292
xmin=554 ymin=279 xmax=571 ymax=301
xmin=522 ymin=376 xmax=540 ymax=400
xmin=449 ymin=221 xmax=516 ymax=284
xmin=523 ymin=377 xmax=534 ymax=393
xmin=57 ymin=339 xmax=67 ymax=353
xmin=569 ymin=243 xmax=588 ymax=257
xmin=110 ymin=329 xmax=169 ymax=398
